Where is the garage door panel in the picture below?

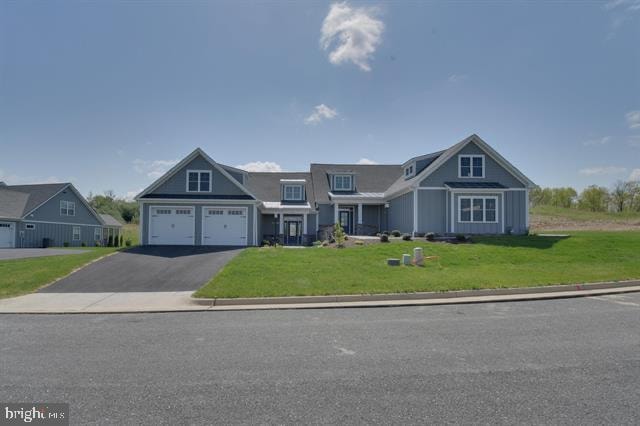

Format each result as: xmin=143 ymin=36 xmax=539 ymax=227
xmin=202 ymin=207 xmax=247 ymax=246
xmin=0 ymin=222 xmax=15 ymax=248
xmin=149 ymin=207 xmax=195 ymax=245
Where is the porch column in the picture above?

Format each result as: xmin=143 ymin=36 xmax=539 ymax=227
xmin=303 ymin=214 xmax=308 ymax=234
xmin=334 ymin=203 xmax=339 ymax=224
xmin=279 ymin=213 xmax=284 ymax=235
xmin=357 ymin=203 xmax=363 ymax=235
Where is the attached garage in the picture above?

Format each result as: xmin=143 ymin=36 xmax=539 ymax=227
xmin=202 ymin=207 xmax=248 ymax=246
xmin=148 ymin=206 xmax=195 ymax=245
xmin=0 ymin=222 xmax=15 ymax=248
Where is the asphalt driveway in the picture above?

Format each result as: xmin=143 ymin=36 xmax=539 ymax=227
xmin=40 ymin=246 xmax=243 ymax=293
xmin=0 ymin=248 xmax=89 ymax=260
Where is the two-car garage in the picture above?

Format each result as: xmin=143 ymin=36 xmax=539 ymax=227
xmin=148 ymin=206 xmax=249 ymax=246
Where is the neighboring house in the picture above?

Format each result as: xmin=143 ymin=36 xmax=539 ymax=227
xmin=0 ymin=182 xmax=122 ymax=248
xmin=135 ymin=134 xmax=535 ymax=247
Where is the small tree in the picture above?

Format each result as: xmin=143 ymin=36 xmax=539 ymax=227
xmin=578 ymin=185 xmax=609 ymax=212
xmin=333 ymin=222 xmax=346 ymax=248
xmin=611 ymin=180 xmax=634 ymax=212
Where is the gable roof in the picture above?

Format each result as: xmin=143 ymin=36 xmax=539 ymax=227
xmin=310 ymin=163 xmax=403 ymax=203
xmin=385 ymin=134 xmax=536 ymax=198
xmin=99 ymin=214 xmax=123 ymax=227
xmin=401 ymin=150 xmax=446 ymax=168
xmin=134 ymin=148 xmax=256 ymax=200
xmin=245 ymin=172 xmax=316 ymax=205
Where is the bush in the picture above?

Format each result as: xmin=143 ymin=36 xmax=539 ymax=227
xmin=95 ymin=241 xmax=102 ymax=247
xmin=107 ymin=236 xmax=113 ymax=247
xmin=333 ymin=222 xmax=346 ymax=248
xmin=81 ymin=242 xmax=86 ymax=247
xmin=414 ymin=232 xmax=425 ymax=238
xmin=401 ymin=233 xmax=412 ymax=241
xmin=125 ymin=239 xmax=132 ymax=247
xmin=391 ymin=230 xmax=401 ymax=237
xmin=120 ymin=235 xmax=124 ymax=246
xmin=63 ymin=242 xmax=69 ymax=247
xmin=455 ymin=234 xmax=467 ymax=242
xmin=312 ymin=240 xmax=322 ymax=247
xmin=426 ymin=232 xmax=435 ymax=241
xmin=382 ymin=230 xmax=389 ymax=236
xmin=354 ymin=240 xmax=364 ymax=246
xmin=380 ymin=234 xmax=389 ymax=243
xmin=262 ymin=239 xmax=271 ymax=247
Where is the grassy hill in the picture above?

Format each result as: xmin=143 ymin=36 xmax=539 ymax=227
xmin=530 ymin=205 xmax=640 ymax=231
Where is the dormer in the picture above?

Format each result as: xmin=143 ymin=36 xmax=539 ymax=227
xmin=280 ymin=179 xmax=306 ymax=202
xmin=404 ymin=163 xmax=415 ymax=180
xmin=328 ymin=172 xmax=355 ymax=192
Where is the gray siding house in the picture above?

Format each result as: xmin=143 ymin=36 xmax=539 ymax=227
xmin=135 ymin=134 xmax=535 ymax=246
xmin=0 ymin=182 xmax=122 ymax=248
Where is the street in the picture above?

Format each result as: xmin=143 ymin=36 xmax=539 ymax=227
xmin=1 ymin=294 xmax=639 ymax=424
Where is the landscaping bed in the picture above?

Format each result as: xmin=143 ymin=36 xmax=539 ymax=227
xmin=194 ymin=231 xmax=640 ymax=299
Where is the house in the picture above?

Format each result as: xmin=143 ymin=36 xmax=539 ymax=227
xmin=135 ymin=134 xmax=535 ymax=246
xmin=0 ymin=182 xmax=122 ymax=248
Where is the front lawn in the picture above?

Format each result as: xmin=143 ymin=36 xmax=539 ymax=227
xmin=194 ymin=231 xmax=640 ymax=298
xmin=0 ymin=247 xmax=119 ymax=299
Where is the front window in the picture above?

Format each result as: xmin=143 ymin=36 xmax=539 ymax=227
xmin=94 ymin=228 xmax=101 ymax=241
xmin=60 ymin=200 xmax=76 ymax=216
xmin=283 ymin=185 xmax=303 ymax=201
xmin=187 ymin=170 xmax=212 ymax=192
xmin=405 ymin=165 xmax=414 ymax=177
xmin=72 ymin=226 xmax=81 ymax=241
xmin=459 ymin=197 xmax=498 ymax=223
xmin=459 ymin=155 xmax=484 ymax=178
xmin=333 ymin=175 xmax=352 ymax=191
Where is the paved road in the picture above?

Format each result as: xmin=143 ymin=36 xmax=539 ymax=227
xmin=1 ymin=294 xmax=639 ymax=424
xmin=0 ymin=248 xmax=89 ymax=260
xmin=40 ymin=246 xmax=242 ymax=292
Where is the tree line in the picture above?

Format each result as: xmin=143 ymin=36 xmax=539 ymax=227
xmin=87 ymin=190 xmax=139 ymax=224
xmin=530 ymin=181 xmax=640 ymax=212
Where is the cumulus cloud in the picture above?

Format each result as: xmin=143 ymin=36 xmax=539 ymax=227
xmin=304 ymin=104 xmax=338 ymax=125
xmin=628 ymin=135 xmax=640 ymax=147
xmin=630 ymin=169 xmax=640 ymax=181
xmin=579 ymin=166 xmax=627 ymax=176
xmin=605 ymin=0 xmax=640 ymax=12
xmin=234 ymin=161 xmax=283 ymax=172
xmin=132 ymin=159 xmax=178 ymax=179
xmin=125 ymin=189 xmax=144 ymax=201
xmin=583 ymin=136 xmax=612 ymax=146
xmin=625 ymin=110 xmax=640 ymax=129
xmin=356 ymin=158 xmax=378 ymax=165
xmin=320 ymin=2 xmax=384 ymax=72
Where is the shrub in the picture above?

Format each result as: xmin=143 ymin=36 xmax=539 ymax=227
xmin=414 ymin=232 xmax=425 ymax=238
xmin=354 ymin=240 xmax=364 ymax=246
xmin=455 ymin=234 xmax=466 ymax=242
xmin=382 ymin=230 xmax=389 ymax=236
xmin=426 ymin=232 xmax=435 ymax=241
xmin=333 ymin=222 xmax=346 ymax=248
xmin=312 ymin=240 xmax=322 ymax=247
xmin=321 ymin=240 xmax=330 ymax=247
xmin=120 ymin=235 xmax=124 ymax=246
xmin=401 ymin=233 xmax=412 ymax=241
xmin=63 ymin=242 xmax=69 ymax=247
xmin=81 ymin=242 xmax=86 ymax=247
xmin=125 ymin=239 xmax=132 ymax=247
xmin=107 ymin=236 xmax=113 ymax=247
xmin=95 ymin=241 xmax=102 ymax=247
xmin=391 ymin=230 xmax=401 ymax=237
xmin=380 ymin=234 xmax=389 ymax=243
xmin=262 ymin=239 xmax=271 ymax=247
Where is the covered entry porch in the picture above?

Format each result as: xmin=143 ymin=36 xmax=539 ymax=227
xmin=330 ymin=193 xmax=387 ymax=236
xmin=259 ymin=202 xmax=317 ymax=246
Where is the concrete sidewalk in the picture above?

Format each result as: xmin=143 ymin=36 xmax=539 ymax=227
xmin=0 ymin=283 xmax=639 ymax=314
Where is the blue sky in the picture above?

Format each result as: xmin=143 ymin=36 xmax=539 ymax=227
xmin=1 ymin=1 xmax=638 ymax=199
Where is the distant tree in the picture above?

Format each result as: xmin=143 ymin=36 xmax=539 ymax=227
xmin=611 ymin=180 xmax=634 ymax=212
xmin=550 ymin=187 xmax=577 ymax=208
xmin=578 ymin=186 xmax=609 ymax=212
xmin=87 ymin=190 xmax=139 ymax=224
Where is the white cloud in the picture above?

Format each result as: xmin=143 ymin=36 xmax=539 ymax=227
xmin=625 ymin=110 xmax=640 ymax=129
xmin=579 ymin=166 xmax=627 ymax=176
xmin=0 ymin=169 xmax=63 ymax=185
xmin=583 ymin=136 xmax=612 ymax=146
xmin=629 ymin=169 xmax=640 ymax=181
xmin=605 ymin=0 xmax=640 ymax=12
xmin=356 ymin=158 xmax=378 ymax=165
xmin=234 ymin=161 xmax=283 ymax=172
xmin=448 ymin=74 xmax=468 ymax=83
xmin=304 ymin=104 xmax=338 ymax=125
xmin=628 ymin=135 xmax=640 ymax=147
xmin=320 ymin=2 xmax=384 ymax=72
xmin=132 ymin=159 xmax=178 ymax=179
xmin=124 ymin=189 xmax=143 ymax=201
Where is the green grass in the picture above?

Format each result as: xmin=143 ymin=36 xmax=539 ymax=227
xmin=194 ymin=231 xmax=640 ymax=299
xmin=531 ymin=205 xmax=640 ymax=223
xmin=0 ymin=247 xmax=120 ymax=299
xmin=122 ymin=224 xmax=139 ymax=246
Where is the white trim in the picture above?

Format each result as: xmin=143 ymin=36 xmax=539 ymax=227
xmin=334 ymin=203 xmax=339 ymax=224
xmin=457 ymin=196 xmax=499 ymax=224
xmin=17 ymin=219 xmax=104 ymax=227
xmin=72 ymin=226 xmax=81 ymax=241
xmin=59 ymin=200 xmax=76 ymax=217
xmin=139 ymin=203 xmax=144 ymax=244
xmin=412 ymin=188 xmax=418 ymax=235
xmin=303 ymin=214 xmax=308 ymax=234
xmin=148 ymin=205 xmax=196 ymax=246
xmin=201 ymin=206 xmax=248 ymax=246
xmin=0 ymin=221 xmax=16 ymax=248
xmin=332 ymin=174 xmax=353 ymax=191
xmin=417 ymin=187 xmax=448 ymax=190
xmin=94 ymin=227 xmax=102 ymax=241
xmin=404 ymin=164 xmax=415 ymax=178
xmin=450 ymin=192 xmax=455 ymax=233
xmin=139 ymin=198 xmax=258 ymax=205
xmin=501 ymin=193 xmax=506 ymax=234
xmin=279 ymin=213 xmax=284 ymax=235
xmin=283 ymin=184 xmax=304 ymax=201
xmin=253 ymin=204 xmax=258 ymax=246
xmin=457 ymin=154 xmax=485 ymax=179
xmin=186 ymin=169 xmax=212 ymax=193
xmin=357 ymin=203 xmax=363 ymax=225
xmin=525 ymin=189 xmax=530 ymax=230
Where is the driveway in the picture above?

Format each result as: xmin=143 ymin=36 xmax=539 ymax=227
xmin=0 ymin=248 xmax=89 ymax=260
xmin=40 ymin=246 xmax=243 ymax=293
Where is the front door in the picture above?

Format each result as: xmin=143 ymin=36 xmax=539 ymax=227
xmin=339 ymin=209 xmax=352 ymax=234
xmin=284 ymin=218 xmax=302 ymax=246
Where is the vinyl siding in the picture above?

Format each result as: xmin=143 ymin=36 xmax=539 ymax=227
xmin=504 ymin=190 xmax=528 ymax=234
xmin=387 ymin=192 xmax=413 ymax=234
xmin=17 ymin=222 xmax=102 ymax=248
xmin=26 ymin=187 xmax=102 ymax=226
xmin=318 ymin=203 xmax=334 ymax=227
xmin=452 ymin=192 xmax=503 ymax=234
xmin=420 ymin=141 xmax=525 ymax=188
xmin=416 ymin=189 xmax=448 ymax=234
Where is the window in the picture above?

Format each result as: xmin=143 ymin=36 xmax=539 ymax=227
xmin=72 ymin=226 xmax=81 ymax=241
xmin=228 ymin=210 xmax=244 ymax=215
xmin=156 ymin=209 xmax=171 ymax=215
xmin=207 ymin=209 xmax=223 ymax=215
xmin=186 ymin=170 xmax=212 ymax=192
xmin=94 ymin=228 xmax=102 ymax=240
xmin=405 ymin=165 xmax=414 ymax=177
xmin=459 ymin=155 xmax=484 ymax=178
xmin=459 ymin=197 xmax=498 ymax=223
xmin=25 ymin=224 xmax=35 ymax=230
xmin=333 ymin=175 xmax=352 ymax=191
xmin=283 ymin=185 xmax=303 ymax=201
xmin=175 ymin=209 xmax=192 ymax=215
xmin=60 ymin=200 xmax=76 ymax=216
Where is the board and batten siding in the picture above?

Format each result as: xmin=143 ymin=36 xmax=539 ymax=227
xmin=149 ymin=155 xmax=247 ymax=197
xmin=416 ymin=189 xmax=448 ymax=234
xmin=451 ymin=192 xmax=502 ymax=234
xmin=17 ymin=222 xmax=101 ymax=248
xmin=387 ymin=192 xmax=413 ymax=234
xmin=420 ymin=141 xmax=525 ymax=188
xmin=504 ymin=190 xmax=528 ymax=234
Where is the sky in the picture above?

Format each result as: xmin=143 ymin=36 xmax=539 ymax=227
xmin=1 ymin=1 xmax=639 ymax=200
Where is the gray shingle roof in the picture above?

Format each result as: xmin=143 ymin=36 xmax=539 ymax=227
xmin=0 ymin=183 xmax=69 ymax=219
xmin=245 ymin=172 xmax=315 ymax=205
xmin=310 ymin=164 xmax=403 ymax=203
xmin=99 ymin=214 xmax=123 ymax=227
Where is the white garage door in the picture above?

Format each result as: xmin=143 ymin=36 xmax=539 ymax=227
xmin=0 ymin=222 xmax=15 ymax=248
xmin=202 ymin=207 xmax=248 ymax=246
xmin=149 ymin=207 xmax=195 ymax=245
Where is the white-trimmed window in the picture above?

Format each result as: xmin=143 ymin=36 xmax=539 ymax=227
xmin=94 ymin=228 xmax=102 ymax=241
xmin=459 ymin=196 xmax=497 ymax=223
xmin=187 ymin=170 xmax=212 ymax=192
xmin=459 ymin=155 xmax=485 ymax=178
xmin=72 ymin=226 xmax=81 ymax=241
xmin=333 ymin=175 xmax=353 ymax=191
xmin=156 ymin=209 xmax=171 ymax=215
xmin=175 ymin=209 xmax=192 ymax=215
xmin=405 ymin=164 xmax=414 ymax=178
xmin=283 ymin=184 xmax=303 ymax=201
xmin=25 ymin=223 xmax=35 ymax=230
xmin=60 ymin=200 xmax=76 ymax=216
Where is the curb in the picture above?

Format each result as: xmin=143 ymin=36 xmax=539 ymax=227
xmin=192 ymin=280 xmax=640 ymax=307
